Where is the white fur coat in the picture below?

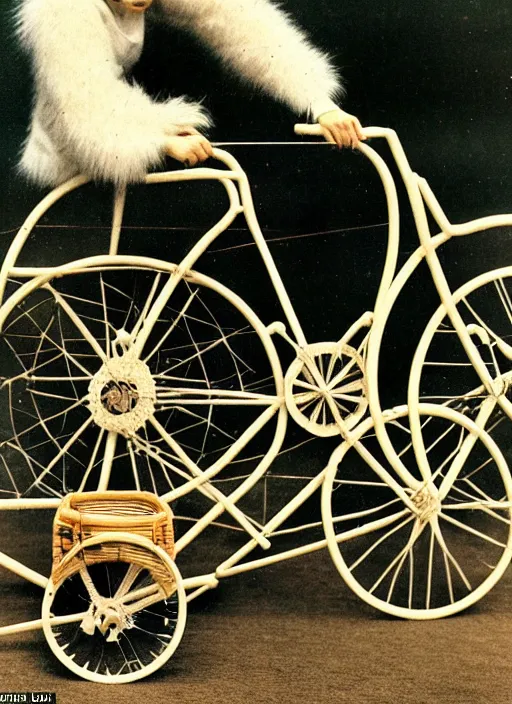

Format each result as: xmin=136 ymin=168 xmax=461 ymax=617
xmin=17 ymin=0 xmax=343 ymax=186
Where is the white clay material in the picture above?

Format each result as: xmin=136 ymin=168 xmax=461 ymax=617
xmin=0 ymin=126 xmax=511 ymax=681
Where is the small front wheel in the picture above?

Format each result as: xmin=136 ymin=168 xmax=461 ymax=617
xmin=285 ymin=342 xmax=367 ymax=437
xmin=42 ymin=533 xmax=187 ymax=683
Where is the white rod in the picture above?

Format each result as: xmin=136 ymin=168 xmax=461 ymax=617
xmin=150 ymin=416 xmax=271 ymax=550
xmin=109 ymin=185 xmax=127 ymax=256
xmin=97 ymin=430 xmax=117 ymax=491
xmin=144 ymin=167 xmax=242 ymax=184
xmin=418 ymin=177 xmax=512 ymax=237
xmin=0 ymin=498 xmax=61 ymax=510
xmin=186 ymin=585 xmax=216 ymax=602
xmin=234 ymin=162 xmax=308 ymax=347
xmin=218 ymin=508 xmax=410 ymax=578
xmin=0 ymin=611 xmax=88 ymax=637
xmin=181 ymin=574 xmax=219 ymax=591
xmin=217 ymin=538 xmax=329 ymax=577
xmin=157 ymin=398 xmax=277 ymax=407
xmin=0 ymin=550 xmax=48 ymax=588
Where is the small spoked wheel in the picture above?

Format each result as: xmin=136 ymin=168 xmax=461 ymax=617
xmin=285 ymin=341 xmax=367 ymax=437
xmin=322 ymin=403 xmax=512 ymax=619
xmin=0 ymin=257 xmax=284 ymax=498
xmin=42 ymin=534 xmax=186 ymax=684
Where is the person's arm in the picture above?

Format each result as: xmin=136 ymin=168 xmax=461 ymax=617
xmin=156 ymin=0 xmax=347 ymax=116
xmin=17 ymin=0 xmax=212 ymax=183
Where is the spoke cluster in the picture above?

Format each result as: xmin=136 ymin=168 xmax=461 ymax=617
xmin=0 ymin=268 xmax=279 ymax=502
xmin=328 ymin=409 xmax=512 ymax=611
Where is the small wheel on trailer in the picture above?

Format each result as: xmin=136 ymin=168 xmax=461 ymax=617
xmin=321 ymin=403 xmax=512 ymax=619
xmin=41 ymin=532 xmax=187 ymax=684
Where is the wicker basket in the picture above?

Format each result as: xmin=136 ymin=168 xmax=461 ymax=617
xmin=51 ymin=491 xmax=175 ymax=589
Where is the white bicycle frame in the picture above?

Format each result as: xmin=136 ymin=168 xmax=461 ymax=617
xmin=0 ymin=124 xmax=511 ymax=623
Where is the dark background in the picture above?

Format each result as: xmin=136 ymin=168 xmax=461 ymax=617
xmin=0 ymin=0 xmax=511 ymax=406
xmin=0 ymin=0 xmax=511 ymax=701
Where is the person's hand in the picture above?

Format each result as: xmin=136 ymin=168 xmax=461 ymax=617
xmin=164 ymin=131 xmax=213 ymax=167
xmin=317 ymin=109 xmax=366 ymax=149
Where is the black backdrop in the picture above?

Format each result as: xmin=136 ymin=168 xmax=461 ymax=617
xmin=0 ymin=0 xmax=510 ymax=491
xmin=1 ymin=0 xmax=511 ymax=405
xmin=1 ymin=0 xmax=511 ymax=205
xmin=0 ymin=3 xmax=511 ymax=694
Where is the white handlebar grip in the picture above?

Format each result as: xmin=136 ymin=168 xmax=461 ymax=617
xmin=294 ymin=124 xmax=324 ymax=136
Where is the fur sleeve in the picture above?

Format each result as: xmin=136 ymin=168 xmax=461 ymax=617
xmin=155 ymin=0 xmax=344 ymax=117
xmin=17 ymin=0 xmax=211 ymax=184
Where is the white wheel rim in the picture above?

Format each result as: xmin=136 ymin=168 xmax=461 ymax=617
xmin=0 ymin=257 xmax=286 ymax=500
xmin=41 ymin=532 xmax=187 ymax=684
xmin=321 ymin=403 xmax=512 ymax=620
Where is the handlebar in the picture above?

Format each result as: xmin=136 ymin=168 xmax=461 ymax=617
xmin=294 ymin=123 xmax=330 ymax=136
xmin=294 ymin=123 xmax=391 ymax=141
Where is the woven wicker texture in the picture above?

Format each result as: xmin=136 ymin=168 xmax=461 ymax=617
xmin=52 ymin=491 xmax=175 ymax=591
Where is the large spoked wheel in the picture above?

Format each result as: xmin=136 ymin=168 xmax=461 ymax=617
xmin=42 ymin=533 xmax=186 ymax=684
xmin=0 ymin=256 xmax=285 ymax=498
xmin=285 ymin=342 xmax=367 ymax=437
xmin=322 ymin=403 xmax=512 ymax=619
xmin=409 ymin=267 xmax=512 ymax=418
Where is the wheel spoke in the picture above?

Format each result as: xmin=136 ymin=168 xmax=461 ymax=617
xmin=99 ymin=274 xmax=111 ymax=358
xmin=144 ymin=288 xmax=198 ymax=363
xmin=292 ymin=378 xmax=320 ymax=392
xmin=332 ymin=496 xmax=402 ymax=524
xmin=443 ymin=500 xmax=512 ymax=511
xmin=438 ymin=511 xmax=509 ymax=549
xmin=327 ymin=355 xmax=361 ymax=390
xmin=113 ymin=564 xmax=142 ymax=600
xmin=292 ymin=390 xmax=321 ymax=406
xmin=1 ymin=263 xmax=283 ymax=499
xmin=425 ymin=526 xmax=435 ymax=609
xmin=309 ymin=398 xmax=324 ymax=424
xmin=344 ymin=513 xmax=413 ymax=571
xmin=24 ymin=415 xmax=94 ymax=494
xmin=161 ymin=325 xmax=252 ymax=375
xmin=368 ymin=519 xmax=424 ymax=596
xmin=431 ymin=518 xmax=472 ymax=591
xmin=332 ymin=379 xmax=365 ymax=395
xmin=129 ymin=273 xmax=162 ymax=341
xmin=331 ymin=391 xmax=364 ymax=404
xmin=45 ymin=284 xmax=107 ymax=362
xmin=325 ymin=404 xmax=512 ymax=617
xmin=4 ymin=305 xmax=93 ymax=378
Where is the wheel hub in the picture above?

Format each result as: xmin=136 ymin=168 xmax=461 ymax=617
xmin=81 ymin=598 xmax=134 ymax=642
xmin=88 ymin=351 xmax=156 ymax=437
xmin=412 ymin=487 xmax=440 ymax=523
xmin=101 ymin=380 xmax=139 ymax=415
